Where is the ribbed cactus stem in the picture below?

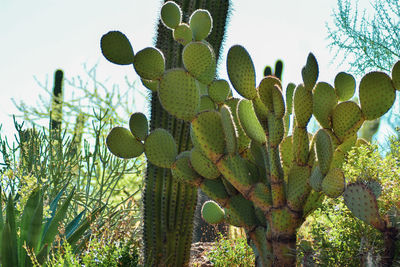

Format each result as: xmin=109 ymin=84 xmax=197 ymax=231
xmin=50 ymin=69 xmax=64 ymax=134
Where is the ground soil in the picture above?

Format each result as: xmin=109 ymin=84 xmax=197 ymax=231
xmin=190 ymin=242 xmax=215 ymax=266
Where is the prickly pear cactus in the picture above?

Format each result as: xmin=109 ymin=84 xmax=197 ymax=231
xmin=102 ymin=2 xmax=398 ymax=266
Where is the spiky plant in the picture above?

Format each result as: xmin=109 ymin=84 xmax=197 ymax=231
xmin=102 ymin=2 xmax=398 ymax=266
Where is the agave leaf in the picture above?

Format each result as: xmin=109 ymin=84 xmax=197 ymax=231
xmin=1 ymin=222 xmax=18 ymax=267
xmin=65 ymin=210 xmax=86 ymax=239
xmin=26 ymin=193 xmax=43 ymax=256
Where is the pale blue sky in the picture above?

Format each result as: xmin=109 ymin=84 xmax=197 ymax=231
xmin=1 ymin=0 xmax=387 ymax=142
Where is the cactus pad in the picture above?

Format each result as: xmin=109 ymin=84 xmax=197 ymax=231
xmin=280 ymin=136 xmax=293 ymax=172
xmin=189 ymin=9 xmax=212 ymax=41
xmin=158 ymin=68 xmax=200 ymax=121
xmin=237 ymin=99 xmax=266 ymax=144
xmin=182 ymin=41 xmax=216 ymax=85
xmin=227 ymin=195 xmax=257 ymax=226
xmin=252 ymin=95 xmax=269 ymax=121
xmin=144 ymin=128 xmax=177 ymax=168
xmin=293 ymin=84 xmax=313 ymax=127
xmin=160 ymin=1 xmax=182 ymax=29
xmin=199 ymin=95 xmax=216 ymax=111
xmin=285 ymin=83 xmax=296 ymax=114
xmin=227 ymin=45 xmax=257 ymax=100
xmin=171 ymin=151 xmax=201 ymax=184
xmin=287 ymin=165 xmax=311 ymax=211
xmin=133 ymin=47 xmax=165 ymax=80
xmin=173 ymin=23 xmax=192 ymax=46
xmin=332 ymin=101 xmax=364 ymax=141
xmin=106 ymin=127 xmax=144 ymax=159
xmin=301 ymin=53 xmax=319 ymax=91
xmin=321 ymin=168 xmax=345 ymax=198
xmin=314 ymin=129 xmax=333 ymax=175
xmin=200 ymin=179 xmax=230 ymax=204
xmin=129 ymin=112 xmax=148 ymax=141
xmin=201 ymin=200 xmax=225 ymax=224
xmin=359 ymin=71 xmax=396 ymax=120
xmin=334 ymin=72 xmax=356 ymax=101
xmin=391 ymin=60 xmax=400 ymax=90
xmin=292 ymin=127 xmax=309 ymax=165
xmin=220 ymin=105 xmax=238 ymax=154
xmin=310 ymin=165 xmax=323 ymax=192
xmin=100 ymin=31 xmax=134 ymax=65
xmin=312 ymin=82 xmax=337 ymax=129
xmin=365 ymin=180 xmax=382 ymax=199
xmin=208 ymin=79 xmax=230 ymax=104
xmin=343 ymin=182 xmax=385 ymax=230
xmin=191 ymin=111 xmax=225 ymax=162
xmin=141 ymin=79 xmax=159 ymax=92
xmin=190 ymin=147 xmax=220 ymax=179
xmin=267 ymin=114 xmax=284 ymax=147
xmin=258 ymin=76 xmax=282 ymax=112
xmin=217 ymin=155 xmax=253 ymax=194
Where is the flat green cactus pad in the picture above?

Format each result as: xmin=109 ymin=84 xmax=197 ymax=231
xmin=208 ymin=79 xmax=230 ymax=104
xmin=301 ymin=53 xmax=319 ymax=91
xmin=258 ymin=76 xmax=282 ymax=112
xmin=272 ymin=85 xmax=285 ymax=119
xmin=171 ymin=151 xmax=201 ymax=184
xmin=334 ymin=72 xmax=356 ymax=101
xmin=158 ymin=68 xmax=200 ymax=121
xmin=332 ymin=101 xmax=364 ymax=141
xmin=268 ymin=113 xmax=284 ymax=147
xmin=310 ymin=165 xmax=323 ymax=192
xmin=182 ymin=41 xmax=216 ymax=85
xmin=343 ymin=182 xmax=385 ymax=230
xmin=285 ymin=83 xmax=296 ymax=114
xmin=391 ymin=60 xmax=400 ymax=90
xmin=200 ymin=179 xmax=230 ymax=204
xmin=292 ymin=127 xmax=309 ymax=165
xmin=133 ymin=47 xmax=165 ymax=80
xmin=225 ymin=98 xmax=251 ymax=153
xmin=144 ymin=128 xmax=177 ymax=168
xmin=217 ymin=155 xmax=253 ymax=194
xmin=201 ymin=201 xmax=225 ymax=224
xmin=366 ymin=180 xmax=382 ymax=199
xmin=220 ymin=105 xmax=238 ymax=154
xmin=100 ymin=31 xmax=134 ymax=65
xmin=293 ymin=84 xmax=313 ymax=127
xmin=106 ymin=127 xmax=144 ymax=159
xmin=227 ymin=195 xmax=257 ymax=226
xmin=199 ymin=95 xmax=216 ymax=112
xmin=252 ymin=96 xmax=269 ymax=121
xmin=313 ymin=82 xmax=337 ymax=129
xmin=280 ymin=136 xmax=293 ymax=172
xmin=237 ymin=99 xmax=266 ymax=144
xmin=160 ymin=1 xmax=182 ymax=29
xmin=321 ymin=168 xmax=345 ymax=198
xmin=173 ymin=23 xmax=192 ymax=46
xmin=314 ymin=129 xmax=333 ymax=175
xmin=129 ymin=112 xmax=148 ymax=141
xmin=359 ymin=71 xmax=396 ymax=120
xmin=190 ymin=146 xmax=220 ymax=179
xmin=191 ymin=110 xmax=225 ymax=162
xmin=189 ymin=9 xmax=212 ymax=41
xmin=141 ymin=78 xmax=159 ymax=92
xmin=250 ymin=183 xmax=272 ymax=212
xmin=227 ymin=45 xmax=257 ymax=100
xmin=287 ymin=164 xmax=311 ymax=211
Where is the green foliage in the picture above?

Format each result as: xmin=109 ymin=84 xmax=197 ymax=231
xmin=207 ymin=233 xmax=254 ymax=267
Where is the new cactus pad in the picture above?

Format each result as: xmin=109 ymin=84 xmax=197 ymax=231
xmin=101 ymin=1 xmax=398 ymax=266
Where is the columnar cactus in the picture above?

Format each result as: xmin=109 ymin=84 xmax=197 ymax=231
xmin=101 ymin=0 xmax=230 ymax=266
xmin=102 ymin=2 xmax=398 ymax=266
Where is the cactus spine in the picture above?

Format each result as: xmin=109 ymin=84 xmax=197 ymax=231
xmin=102 ymin=2 xmax=398 ymax=266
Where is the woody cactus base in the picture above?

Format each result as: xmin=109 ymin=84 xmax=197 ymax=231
xmin=101 ymin=2 xmax=398 ymax=266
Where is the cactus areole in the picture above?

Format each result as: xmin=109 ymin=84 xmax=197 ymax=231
xmin=101 ymin=1 xmax=398 ymax=266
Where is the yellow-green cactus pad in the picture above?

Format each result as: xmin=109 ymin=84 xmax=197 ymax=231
xmin=314 ymin=129 xmax=333 ymax=175
xmin=334 ymin=72 xmax=356 ymax=101
xmin=141 ymin=78 xmax=159 ymax=92
xmin=313 ymin=82 xmax=338 ymax=129
xmin=343 ymin=182 xmax=385 ymax=230
xmin=201 ymin=200 xmax=225 ymax=224
xmin=332 ymin=101 xmax=364 ymax=141
xmin=133 ymin=47 xmax=165 ymax=80
xmin=171 ymin=151 xmax=201 ymax=184
xmin=336 ymin=134 xmax=357 ymax=154
xmin=199 ymin=95 xmax=216 ymax=112
xmin=158 ymin=68 xmax=200 ymax=121
xmin=249 ymin=183 xmax=272 ymax=212
xmin=191 ymin=111 xmax=225 ymax=162
xmin=321 ymin=168 xmax=345 ymax=198
xmin=190 ymin=146 xmax=220 ymax=179
xmin=144 ymin=128 xmax=177 ymax=168
xmin=189 ymin=9 xmax=212 ymax=41
xmin=106 ymin=127 xmax=144 ymax=159
xmin=359 ymin=71 xmax=396 ymax=120
xmin=182 ymin=41 xmax=216 ymax=85
xmin=267 ymin=114 xmax=284 ymax=147
xmin=287 ymin=164 xmax=311 ymax=211
xmin=310 ymin=165 xmax=323 ymax=192
xmin=258 ymin=76 xmax=282 ymax=112
xmin=330 ymin=148 xmax=345 ymax=169
xmin=252 ymin=95 xmax=269 ymax=121
xmin=356 ymin=138 xmax=369 ymax=147
xmin=301 ymin=52 xmax=319 ymax=91
xmin=225 ymin=98 xmax=251 ymax=153
xmin=208 ymin=79 xmax=230 ymax=104
xmin=100 ymin=31 xmax=134 ymax=65
xmin=250 ymin=140 xmax=267 ymax=170
xmin=173 ymin=23 xmax=192 ymax=45
xmin=292 ymin=127 xmax=309 ymax=165
xmin=220 ymin=105 xmax=238 ymax=154
xmin=279 ymin=136 xmax=293 ymax=172
xmin=227 ymin=45 xmax=257 ymax=100
xmin=217 ymin=155 xmax=253 ymax=194
xmin=196 ymin=80 xmax=208 ymax=95
xmin=272 ymin=85 xmax=285 ymax=119
xmin=160 ymin=1 xmax=182 ymax=29
xmin=238 ymin=99 xmax=266 ymax=144
xmin=226 ymin=195 xmax=257 ymax=226
xmin=285 ymin=83 xmax=296 ymax=114
xmin=303 ymin=190 xmax=324 ymax=217
xmin=391 ymin=60 xmax=400 ymax=90
xmin=129 ymin=112 xmax=148 ymax=141
xmin=293 ymin=84 xmax=313 ymax=127
xmin=200 ymin=179 xmax=230 ymax=204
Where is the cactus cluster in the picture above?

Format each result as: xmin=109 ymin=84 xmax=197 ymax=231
xmin=101 ymin=1 xmax=398 ymax=266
